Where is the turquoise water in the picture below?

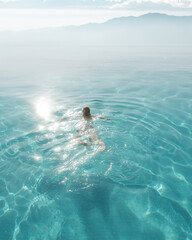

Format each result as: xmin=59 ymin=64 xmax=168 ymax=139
xmin=0 ymin=47 xmax=192 ymax=240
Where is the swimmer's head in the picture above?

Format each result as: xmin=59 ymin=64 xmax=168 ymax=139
xmin=83 ymin=106 xmax=91 ymax=117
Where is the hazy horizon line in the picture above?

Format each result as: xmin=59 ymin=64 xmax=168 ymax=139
xmin=1 ymin=10 xmax=192 ymax=32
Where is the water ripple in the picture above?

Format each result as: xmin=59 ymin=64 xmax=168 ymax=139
xmin=0 ymin=71 xmax=192 ymax=239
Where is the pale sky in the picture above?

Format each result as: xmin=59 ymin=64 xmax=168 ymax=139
xmin=0 ymin=0 xmax=192 ymax=30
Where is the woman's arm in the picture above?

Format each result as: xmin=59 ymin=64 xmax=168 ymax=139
xmin=99 ymin=116 xmax=111 ymax=120
xmin=92 ymin=115 xmax=111 ymax=120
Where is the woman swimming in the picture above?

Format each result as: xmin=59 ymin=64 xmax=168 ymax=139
xmin=61 ymin=106 xmax=110 ymax=152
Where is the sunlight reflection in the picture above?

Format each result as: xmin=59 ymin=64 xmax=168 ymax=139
xmin=33 ymin=155 xmax=42 ymax=162
xmin=54 ymin=146 xmax=62 ymax=152
xmin=48 ymin=122 xmax=59 ymax=132
xmin=35 ymin=97 xmax=52 ymax=120
xmin=38 ymin=125 xmax=45 ymax=131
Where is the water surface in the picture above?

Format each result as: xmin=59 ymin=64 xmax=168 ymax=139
xmin=0 ymin=46 xmax=192 ymax=240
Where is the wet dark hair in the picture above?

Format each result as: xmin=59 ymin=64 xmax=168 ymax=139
xmin=83 ymin=106 xmax=90 ymax=115
xmin=83 ymin=107 xmax=91 ymax=118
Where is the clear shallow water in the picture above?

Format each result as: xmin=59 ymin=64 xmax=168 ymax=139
xmin=0 ymin=48 xmax=192 ymax=240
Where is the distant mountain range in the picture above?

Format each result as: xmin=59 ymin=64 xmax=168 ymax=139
xmin=1 ymin=13 xmax=192 ymax=46
xmin=1 ymin=13 xmax=192 ymax=77
xmin=105 ymin=13 xmax=192 ymax=25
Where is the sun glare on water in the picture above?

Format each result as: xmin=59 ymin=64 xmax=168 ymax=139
xmin=35 ymin=97 xmax=52 ymax=120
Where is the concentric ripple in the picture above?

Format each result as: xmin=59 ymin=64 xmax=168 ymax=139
xmin=0 ymin=68 xmax=192 ymax=240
